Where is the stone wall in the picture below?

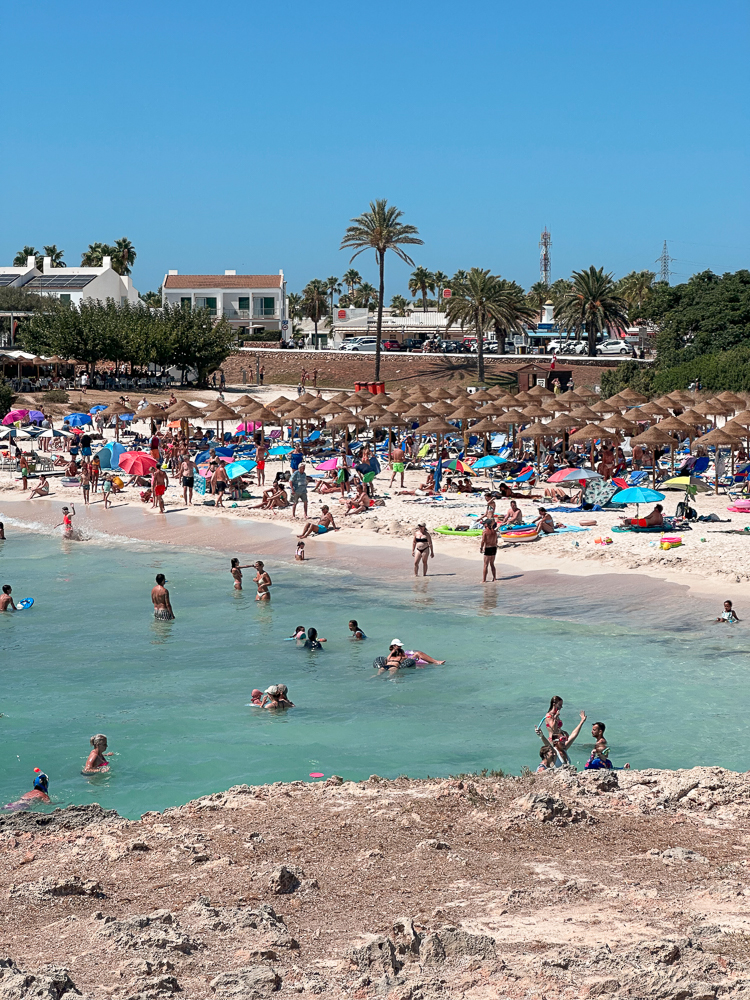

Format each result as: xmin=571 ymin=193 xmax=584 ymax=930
xmin=219 ymin=348 xmax=631 ymax=392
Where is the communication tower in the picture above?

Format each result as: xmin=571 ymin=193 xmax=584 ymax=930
xmin=539 ymin=227 xmax=552 ymax=286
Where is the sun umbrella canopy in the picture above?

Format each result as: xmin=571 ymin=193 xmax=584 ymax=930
xmin=268 ymin=445 xmax=293 ymax=456
xmin=660 ymin=476 xmax=712 ymax=492
xmin=118 ymin=452 xmax=158 ymax=476
xmin=316 ymin=457 xmax=353 ymax=470
xmin=440 ymin=459 xmax=475 ymax=473
xmin=2 ymin=409 xmax=29 ymax=425
xmin=547 ymin=467 xmax=603 ymax=483
xmin=0 ymin=427 xmax=33 ymax=439
xmin=89 ymin=404 xmax=108 ymax=414
xmin=224 ymin=460 xmax=257 ymax=478
xmin=103 ymin=402 xmax=135 ymax=416
xmin=66 ymin=412 xmax=92 ymax=427
xmin=27 ymin=410 xmax=46 ymax=423
xmin=612 ymin=486 xmax=666 ymax=504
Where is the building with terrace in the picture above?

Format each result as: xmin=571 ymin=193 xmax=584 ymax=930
xmin=162 ymin=270 xmax=288 ymax=342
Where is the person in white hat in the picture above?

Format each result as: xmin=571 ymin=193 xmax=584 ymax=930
xmin=373 ymin=639 xmax=445 ymax=673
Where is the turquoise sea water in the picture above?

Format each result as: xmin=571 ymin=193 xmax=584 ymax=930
xmin=0 ymin=525 xmax=749 ymax=819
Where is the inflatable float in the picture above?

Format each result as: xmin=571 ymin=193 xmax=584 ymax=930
xmin=500 ymin=524 xmax=539 ymax=542
xmin=435 ymin=526 xmax=483 ymax=537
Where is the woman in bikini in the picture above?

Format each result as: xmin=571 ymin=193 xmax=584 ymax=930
xmin=82 ymin=734 xmax=112 ymax=774
xmin=230 ymin=557 xmax=252 ymax=590
xmin=254 ymin=561 xmax=272 ymax=601
xmin=412 ymin=522 xmax=434 ymax=576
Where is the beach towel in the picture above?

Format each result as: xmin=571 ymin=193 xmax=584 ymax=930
xmin=544 ymin=525 xmax=591 ymax=534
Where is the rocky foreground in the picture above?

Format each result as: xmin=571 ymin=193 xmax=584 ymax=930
xmin=2 ymin=767 xmax=750 ymax=999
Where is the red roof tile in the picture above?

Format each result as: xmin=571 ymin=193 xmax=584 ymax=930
xmin=164 ymin=274 xmax=282 ymax=289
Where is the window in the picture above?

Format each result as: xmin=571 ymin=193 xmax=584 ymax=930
xmin=253 ymin=296 xmax=276 ymax=318
xmin=59 ymin=293 xmax=71 ymax=305
xmin=238 ymin=297 xmax=250 ymax=311
xmin=196 ymin=296 xmax=217 ymax=315
xmin=180 ymin=297 xmax=191 ymax=309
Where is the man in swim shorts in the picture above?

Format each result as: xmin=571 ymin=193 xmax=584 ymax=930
xmin=179 ymin=453 xmax=198 ymax=505
xmin=255 ymin=442 xmax=267 ymax=486
xmin=297 ymin=505 xmax=337 ymax=538
xmin=619 ymin=504 xmax=663 ymax=529
xmin=480 ymin=520 xmax=499 ymax=582
xmin=151 ymin=573 xmax=175 ymax=620
xmin=152 ymin=467 xmax=169 ymax=513
xmin=389 ymin=445 xmax=406 ymax=488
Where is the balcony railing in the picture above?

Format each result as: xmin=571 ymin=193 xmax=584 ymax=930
xmin=223 ymin=308 xmax=279 ymax=320
xmin=224 ymin=308 xmax=250 ymax=320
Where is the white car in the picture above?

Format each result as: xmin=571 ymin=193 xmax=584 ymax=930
xmin=596 ymin=340 xmax=634 ymax=356
xmin=339 ymin=337 xmax=378 ymax=352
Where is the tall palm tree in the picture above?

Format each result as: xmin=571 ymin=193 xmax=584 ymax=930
xmin=526 ymin=280 xmax=549 ymax=321
xmin=493 ymin=280 xmax=536 ymax=355
xmin=81 ymin=242 xmax=110 ymax=267
xmin=139 ymin=289 xmax=162 ymax=308
xmin=390 ymin=294 xmax=411 ymax=316
xmin=408 ymin=266 xmax=435 ymax=312
xmin=556 ymin=266 xmax=629 ymax=356
xmin=433 ymin=270 xmax=449 ymax=310
xmin=42 ymin=245 xmax=66 ymax=268
xmin=302 ymin=279 xmax=329 ymax=348
xmin=287 ymin=292 xmax=303 ymax=320
xmin=111 ymin=237 xmax=136 ymax=276
xmin=549 ymin=278 xmax=573 ymax=311
xmin=452 ymin=268 xmax=468 ymax=285
xmin=325 ymin=276 xmax=342 ymax=318
xmin=446 ymin=268 xmax=530 ymax=382
xmin=617 ymin=269 xmax=655 ymax=320
xmin=13 ymin=246 xmax=40 ymax=268
xmin=342 ymin=268 xmax=362 ymax=297
xmin=340 ymin=199 xmax=422 ymax=380
xmin=353 ymin=282 xmax=378 ymax=309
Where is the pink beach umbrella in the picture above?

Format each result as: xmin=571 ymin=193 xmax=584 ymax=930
xmin=315 ymin=456 xmax=354 ymax=471
xmin=2 ymin=409 xmax=29 ymax=425
xmin=236 ymin=422 xmax=259 ymax=433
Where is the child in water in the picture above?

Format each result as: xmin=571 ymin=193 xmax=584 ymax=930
xmin=715 ymin=600 xmax=740 ymax=623
xmin=295 ymin=541 xmax=305 ymax=561
xmin=250 ymin=689 xmax=263 ymax=706
xmin=82 ymin=734 xmax=111 ymax=774
xmin=348 ymin=620 xmax=367 ymax=639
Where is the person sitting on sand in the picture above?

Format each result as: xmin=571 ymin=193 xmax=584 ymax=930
xmin=715 ymin=600 xmax=740 ymax=623
xmin=3 ymin=770 xmax=50 ymax=810
xmin=254 ymin=483 xmax=288 ymax=510
xmin=66 ymin=458 xmax=78 ymax=477
xmin=260 ymin=684 xmax=294 ymax=709
xmin=619 ymin=503 xmax=663 ymax=529
xmin=344 ymin=483 xmax=376 ymax=516
xmin=82 ymin=734 xmax=111 ymax=774
xmin=314 ymin=470 xmax=340 ymax=494
xmin=543 ymin=482 xmax=580 ymax=503
xmin=456 ymin=477 xmax=475 ymax=494
xmin=29 ymin=475 xmax=50 ymax=499
xmin=535 ymin=507 xmax=563 ymax=533
xmin=499 ymin=500 xmax=523 ymax=527
xmin=298 ymin=505 xmax=338 ymax=538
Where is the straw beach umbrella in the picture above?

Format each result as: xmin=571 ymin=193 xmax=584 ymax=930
xmin=103 ymin=400 xmax=135 ymax=442
xmin=693 ymin=427 xmax=737 ymax=493
xmin=630 ymin=426 xmax=679 ymax=487
xmin=568 ymin=424 xmax=611 ymax=469
xmin=203 ymin=401 xmax=238 ymax=442
xmin=520 ymin=421 xmax=552 ymax=468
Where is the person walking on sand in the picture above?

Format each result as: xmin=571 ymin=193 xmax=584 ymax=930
xmin=390 ymin=444 xmax=406 ymax=488
xmin=230 ymin=557 xmax=252 ymax=590
xmin=254 ymin=561 xmax=272 ymax=601
xmin=152 ymin=467 xmax=169 ymax=513
xmin=80 ymin=462 xmax=91 ymax=505
xmin=19 ymin=454 xmax=29 ymax=491
xmin=258 ymin=364 xmax=265 ymax=386
xmin=151 ymin=573 xmax=175 ymax=620
xmin=412 ymin=522 xmax=434 ymax=576
xmin=480 ymin=519 xmax=499 ymax=582
xmin=212 ymin=463 xmax=229 ymax=507
xmin=179 ymin=453 xmax=198 ymax=505
xmin=290 ymin=463 xmax=308 ymax=518
xmin=255 ymin=441 xmax=267 ymax=486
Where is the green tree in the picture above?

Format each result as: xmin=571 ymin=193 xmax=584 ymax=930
xmin=390 ymin=294 xmax=411 ymax=316
xmin=163 ymin=302 xmax=234 ymax=384
xmin=80 ymin=243 xmax=110 ymax=267
xmin=549 ymin=278 xmax=573 ymax=312
xmin=42 ymin=245 xmax=66 ymax=268
xmin=526 ymin=280 xmax=550 ymax=321
xmin=408 ymin=266 xmax=435 ymax=312
xmin=452 ymin=268 xmax=468 ymax=285
xmin=556 ymin=266 xmax=629 ymax=356
xmin=139 ymin=287 xmax=162 ymax=308
xmin=353 ymin=282 xmax=378 ymax=309
xmin=0 ymin=379 xmax=14 ymax=417
xmin=342 ymin=268 xmax=362 ymax=297
xmin=326 ymin=276 xmax=341 ymax=318
xmin=601 ymin=360 xmax=655 ymax=398
xmin=287 ymin=292 xmax=303 ymax=320
xmin=617 ymin=270 xmax=655 ymax=320
xmin=340 ymin=199 xmax=423 ymax=380
xmin=111 ymin=237 xmax=137 ymax=276
xmin=433 ymin=270 xmax=449 ymax=310
xmin=13 ymin=246 xmax=41 ymax=269
xmin=302 ymin=279 xmax=329 ymax=347
xmin=446 ymin=269 xmax=532 ymax=382
xmin=492 ymin=279 xmax=536 ymax=355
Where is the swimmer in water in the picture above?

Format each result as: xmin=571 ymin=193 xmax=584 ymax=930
xmin=715 ymin=600 xmax=740 ymax=623
xmin=0 ymin=522 xmax=5 ymax=540
xmin=82 ymin=734 xmax=112 ymax=774
xmin=303 ymin=627 xmax=326 ymax=650
xmin=0 ymin=584 xmax=16 ymax=612
xmin=295 ymin=540 xmax=305 ymax=561
xmin=3 ymin=769 xmax=50 ymax=810
xmin=151 ymin=573 xmax=175 ymax=620
xmin=54 ymin=504 xmax=75 ymax=536
xmin=250 ymin=688 xmax=263 ymax=706
xmin=254 ymin=561 xmax=272 ymax=601
xmin=348 ymin=619 xmax=367 ymax=639
xmin=260 ymin=684 xmax=295 ymax=709
xmin=230 ymin=557 xmax=252 ymax=590
xmin=290 ymin=625 xmax=306 ymax=640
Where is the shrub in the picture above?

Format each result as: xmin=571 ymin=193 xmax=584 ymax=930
xmin=0 ymin=379 xmax=14 ymax=417
xmin=600 ymin=360 xmax=655 ymax=399
xmin=42 ymin=388 xmax=70 ymax=404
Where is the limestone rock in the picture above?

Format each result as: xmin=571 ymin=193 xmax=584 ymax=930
xmin=0 ymin=957 xmax=79 ymax=998
xmin=209 ymin=965 xmax=280 ymax=996
xmin=9 ymin=876 xmax=103 ymax=902
xmin=95 ymin=910 xmax=200 ymax=954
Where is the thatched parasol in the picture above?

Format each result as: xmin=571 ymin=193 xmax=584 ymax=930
xmin=601 ymin=414 xmax=639 ymax=433
xmin=358 ymin=402 xmax=387 ymax=418
xmin=615 ymin=388 xmax=648 ymax=404
xmin=418 ymin=417 xmax=456 ymax=435
xmin=590 ymin=399 xmax=620 ymax=416
xmin=428 ymin=400 xmax=457 ymax=416
xmin=297 ymin=391 xmax=319 ymax=404
xmin=716 ymin=391 xmax=746 ymax=409
xmin=693 ymin=427 xmax=739 ymax=492
xmin=521 ymin=404 xmax=549 ymax=420
xmin=567 ymin=423 xmax=613 ymax=469
xmin=482 ymin=400 xmax=511 ymax=416
xmin=234 ymin=394 xmax=255 ymax=407
xmin=469 ymin=389 xmax=495 ymax=403
xmin=135 ymin=403 xmax=166 ymax=420
xmin=546 ymin=414 xmax=579 ymax=432
xmin=471 ymin=416 xmax=498 ymax=434
xmin=405 ymin=387 xmax=437 ymax=404
xmin=630 ymin=425 xmax=679 ymax=486
xmin=513 ymin=391 xmax=535 ymax=405
xmin=527 ymin=384 xmax=554 ymax=398
xmin=329 ymin=391 xmax=351 ymax=403
xmin=385 ymin=400 xmax=412 ymax=414
xmin=729 ymin=409 xmax=750 ymax=428
xmin=406 ymin=403 xmax=435 ymax=420
xmin=557 ymin=390 xmax=586 ymax=404
xmin=569 ymin=405 xmax=600 ymax=422
xmin=636 ymin=402 xmax=671 ymax=418
xmin=328 ymin=412 xmax=365 ymax=428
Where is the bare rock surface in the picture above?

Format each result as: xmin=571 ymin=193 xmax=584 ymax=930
xmin=2 ymin=768 xmax=750 ymax=996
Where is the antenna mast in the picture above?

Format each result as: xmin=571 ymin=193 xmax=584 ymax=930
xmin=657 ymin=240 xmax=672 ymax=284
xmin=539 ymin=227 xmax=551 ymax=286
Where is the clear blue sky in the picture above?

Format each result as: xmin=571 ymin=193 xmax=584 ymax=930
xmin=2 ymin=1 xmax=748 ymax=298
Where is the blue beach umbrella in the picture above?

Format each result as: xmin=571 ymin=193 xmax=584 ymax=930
xmin=67 ymin=412 xmax=92 ymax=427
xmin=612 ymin=486 xmax=665 ymax=518
xmin=269 ymin=445 xmax=293 ymax=456
xmin=472 ymin=455 xmax=508 ymax=469
xmin=224 ymin=460 xmax=257 ymax=478
xmin=89 ymin=404 xmax=108 ymax=414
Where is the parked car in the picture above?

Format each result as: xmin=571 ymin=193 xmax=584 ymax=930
xmin=402 ymin=338 xmax=426 ymax=352
xmin=381 ymin=339 xmax=402 ymax=352
xmin=596 ymin=339 xmax=635 ymax=356
xmin=340 ymin=337 xmax=378 ymax=352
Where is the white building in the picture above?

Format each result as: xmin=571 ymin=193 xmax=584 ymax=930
xmin=0 ymin=255 xmax=41 ymax=289
xmin=20 ymin=255 xmax=140 ymax=307
xmin=162 ymin=270 xmax=288 ymax=341
xmin=331 ymin=308 xmax=451 ymax=345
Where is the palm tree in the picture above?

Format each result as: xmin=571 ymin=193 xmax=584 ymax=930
xmin=452 ymin=268 xmax=468 ymax=285
xmin=353 ymin=282 xmax=378 ymax=309
xmin=526 ymin=280 xmax=549 ymax=321
xmin=549 ymin=278 xmax=573 ymax=311
xmin=340 ymin=199 xmax=423 ymax=380
xmin=13 ymin=246 xmax=41 ymax=269
xmin=617 ymin=269 xmax=655 ymax=320
xmin=287 ymin=292 xmax=303 ymax=320
xmin=446 ymin=268 xmax=531 ymax=382
xmin=493 ymin=280 xmax=536 ymax=355
xmin=140 ymin=288 xmax=162 ymax=308
xmin=390 ymin=294 xmax=411 ymax=316
xmin=42 ymin=245 xmax=66 ymax=268
xmin=302 ymin=279 xmax=329 ymax=349
xmin=342 ymin=268 xmax=362 ymax=297
xmin=408 ymin=266 xmax=435 ymax=312
xmin=81 ymin=242 xmax=110 ymax=267
xmin=433 ymin=270 xmax=449 ymax=310
xmin=325 ymin=276 xmax=342 ymax=318
xmin=556 ymin=266 xmax=629 ymax=356
xmin=111 ymin=237 xmax=136 ymax=276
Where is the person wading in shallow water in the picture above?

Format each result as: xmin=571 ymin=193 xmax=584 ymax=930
xmin=254 ymin=561 xmax=272 ymax=601
xmin=480 ymin=519 xmax=499 ymax=582
xmin=151 ymin=573 xmax=175 ymax=620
